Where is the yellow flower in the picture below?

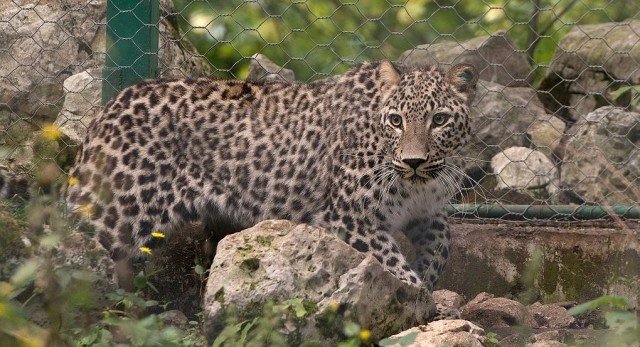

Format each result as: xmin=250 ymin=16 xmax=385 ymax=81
xmin=67 ymin=176 xmax=79 ymax=186
xmin=139 ymin=247 xmax=152 ymax=255
xmin=328 ymin=301 xmax=340 ymax=312
xmin=151 ymin=231 xmax=166 ymax=238
xmin=41 ymin=124 xmax=62 ymax=141
xmin=359 ymin=328 xmax=371 ymax=342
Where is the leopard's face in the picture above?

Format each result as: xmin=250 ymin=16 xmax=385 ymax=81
xmin=379 ymin=63 xmax=478 ymax=182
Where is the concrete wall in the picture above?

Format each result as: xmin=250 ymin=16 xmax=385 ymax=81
xmin=437 ymin=220 xmax=640 ymax=307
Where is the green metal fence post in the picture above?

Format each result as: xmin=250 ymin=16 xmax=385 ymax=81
xmin=102 ymin=0 xmax=160 ymax=104
xmin=446 ymin=204 xmax=640 ymax=220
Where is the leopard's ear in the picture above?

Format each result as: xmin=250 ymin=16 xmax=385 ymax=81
xmin=446 ymin=63 xmax=478 ymax=102
xmin=379 ymin=60 xmax=401 ymax=86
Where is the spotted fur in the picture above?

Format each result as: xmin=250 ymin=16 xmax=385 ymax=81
xmin=65 ymin=61 xmax=478 ymax=290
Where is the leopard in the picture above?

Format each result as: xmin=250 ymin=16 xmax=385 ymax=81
xmin=63 ymin=60 xmax=478 ymax=292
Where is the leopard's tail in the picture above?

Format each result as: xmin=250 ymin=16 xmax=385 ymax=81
xmin=0 ymin=167 xmax=29 ymax=199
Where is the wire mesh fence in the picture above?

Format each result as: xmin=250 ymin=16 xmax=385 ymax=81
xmin=1 ymin=0 xmax=639 ymax=223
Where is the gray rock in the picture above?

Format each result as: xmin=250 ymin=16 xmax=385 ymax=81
xmin=246 ymin=54 xmax=295 ymax=83
xmin=203 ymin=220 xmax=434 ymax=343
xmin=399 ymin=32 xmax=533 ymax=87
xmin=462 ymin=82 xmax=551 ymax=172
xmin=527 ymin=341 xmax=568 ymax=347
xmin=381 ymin=320 xmax=486 ymax=347
xmin=561 ymin=106 xmax=640 ymax=204
xmin=159 ymin=310 xmax=189 ymax=327
xmin=540 ymin=20 xmax=640 ymax=121
xmin=0 ymin=1 xmax=102 ymax=119
xmin=460 ymin=293 xmax=538 ymax=329
xmin=0 ymin=0 xmax=213 ymax=124
xmin=54 ymin=70 xmax=102 ymax=143
xmin=491 ymin=147 xmax=557 ymax=190
xmin=432 ymin=289 xmax=464 ymax=319
xmin=529 ymin=302 xmax=576 ymax=329
xmin=526 ymin=115 xmax=566 ymax=157
xmin=51 ymin=233 xmax=118 ymax=300
xmin=529 ymin=329 xmax=568 ymax=343
xmin=432 ymin=289 xmax=464 ymax=311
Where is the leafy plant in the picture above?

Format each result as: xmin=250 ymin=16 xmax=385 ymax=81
xmin=568 ymin=295 xmax=640 ymax=345
xmin=609 ymin=85 xmax=640 ymax=109
xmin=0 ymin=162 xmax=208 ymax=347
xmin=485 ymin=331 xmax=500 ymax=346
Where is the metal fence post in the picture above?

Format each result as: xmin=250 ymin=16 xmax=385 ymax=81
xmin=102 ymin=0 xmax=160 ymax=104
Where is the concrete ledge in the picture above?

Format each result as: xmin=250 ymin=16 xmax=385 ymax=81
xmin=438 ymin=219 xmax=640 ymax=307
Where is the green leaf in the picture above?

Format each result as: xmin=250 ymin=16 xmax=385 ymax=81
xmin=134 ymin=271 xmax=147 ymax=291
xmin=609 ymin=85 xmax=634 ymax=100
xmin=79 ymin=330 xmax=98 ymax=346
xmin=605 ymin=311 xmax=638 ymax=331
xmin=145 ymin=300 xmax=159 ymax=307
xmin=486 ymin=332 xmax=500 ymax=346
xmin=147 ymin=280 xmax=159 ymax=294
xmin=212 ymin=321 xmax=246 ymax=347
xmin=239 ymin=318 xmax=257 ymax=343
xmin=39 ymin=233 xmax=61 ymax=249
xmin=568 ymin=295 xmax=631 ymax=315
xmin=292 ymin=300 xmax=308 ymax=318
xmin=379 ymin=331 xmax=418 ymax=346
xmin=337 ymin=338 xmax=361 ymax=347
xmin=194 ymin=264 xmax=205 ymax=275
xmin=10 ymin=259 xmax=39 ymax=287
xmin=343 ymin=321 xmax=360 ymax=337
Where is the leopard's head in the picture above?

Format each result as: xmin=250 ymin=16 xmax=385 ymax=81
xmin=377 ymin=61 xmax=478 ymax=182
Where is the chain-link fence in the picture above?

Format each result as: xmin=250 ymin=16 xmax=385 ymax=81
xmin=1 ymin=0 xmax=639 ymax=224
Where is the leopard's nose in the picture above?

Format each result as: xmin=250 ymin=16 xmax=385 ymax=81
xmin=402 ymin=158 xmax=427 ymax=170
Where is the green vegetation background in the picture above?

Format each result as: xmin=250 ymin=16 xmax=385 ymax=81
xmin=172 ymin=0 xmax=639 ymax=82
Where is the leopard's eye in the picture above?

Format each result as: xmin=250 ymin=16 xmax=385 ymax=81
xmin=432 ymin=113 xmax=449 ymax=126
xmin=389 ymin=113 xmax=403 ymax=128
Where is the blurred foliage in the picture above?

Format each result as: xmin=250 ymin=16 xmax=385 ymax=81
xmin=568 ymin=295 xmax=640 ymax=346
xmin=171 ymin=0 xmax=640 ymax=81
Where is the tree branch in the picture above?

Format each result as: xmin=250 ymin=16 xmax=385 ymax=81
xmin=525 ymin=0 xmax=542 ymax=64
xmin=526 ymin=0 xmax=580 ymax=64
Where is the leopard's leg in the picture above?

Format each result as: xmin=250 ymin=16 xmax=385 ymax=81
xmin=115 ymin=258 xmax=136 ymax=292
xmin=401 ymin=213 xmax=454 ymax=320
xmin=335 ymin=222 xmax=423 ymax=286
xmin=401 ymin=212 xmax=451 ymax=292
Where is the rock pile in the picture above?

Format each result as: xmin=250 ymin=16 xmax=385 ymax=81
xmin=398 ymin=23 xmax=640 ymax=206
xmin=196 ymin=220 xmax=617 ymax=346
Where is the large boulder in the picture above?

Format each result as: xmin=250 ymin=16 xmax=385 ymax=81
xmin=540 ymin=20 xmax=640 ymax=121
xmin=526 ymin=115 xmax=566 ymax=158
xmin=203 ymin=220 xmax=435 ymax=344
xmin=0 ymin=0 xmax=213 ymax=126
xmin=54 ymin=70 xmax=102 ymax=144
xmin=561 ymin=106 xmax=640 ymax=205
xmin=491 ymin=147 xmax=558 ymax=198
xmin=399 ymin=31 xmax=533 ymax=87
xmin=381 ymin=320 xmax=486 ymax=347
xmin=529 ymin=302 xmax=576 ymax=329
xmin=460 ymin=292 xmax=538 ymax=329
